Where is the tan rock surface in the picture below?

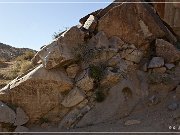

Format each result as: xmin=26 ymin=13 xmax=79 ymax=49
xmin=156 ymin=39 xmax=180 ymax=63
xmin=98 ymin=1 xmax=176 ymax=47
xmin=61 ymin=87 xmax=86 ymax=108
xmin=0 ymin=64 xmax=73 ymax=122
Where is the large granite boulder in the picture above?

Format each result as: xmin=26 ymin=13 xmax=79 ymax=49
xmin=0 ymin=64 xmax=73 ymax=122
xmin=98 ymin=0 xmax=177 ymax=47
xmin=33 ymin=26 xmax=85 ymax=69
xmin=0 ymin=101 xmax=16 ymax=124
xmin=156 ymin=39 xmax=180 ymax=63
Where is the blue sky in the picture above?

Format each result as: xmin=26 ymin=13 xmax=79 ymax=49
xmin=0 ymin=0 xmax=112 ymax=50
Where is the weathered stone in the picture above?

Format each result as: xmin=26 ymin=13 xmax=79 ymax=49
xmin=152 ymin=67 xmax=166 ymax=74
xmin=66 ymin=64 xmax=80 ymax=79
xmin=79 ymin=9 xmax=102 ymax=25
xmin=14 ymin=107 xmax=29 ymax=126
xmin=61 ymin=87 xmax=86 ymax=108
xmin=77 ymin=72 xmax=144 ymax=127
xmin=76 ymin=70 xmax=94 ymax=92
xmin=148 ymin=95 xmax=160 ymax=106
xmin=34 ymin=26 xmax=85 ymax=69
xmin=0 ymin=101 xmax=16 ymax=124
xmin=108 ymin=36 xmax=125 ymax=49
xmin=14 ymin=126 xmax=29 ymax=132
xmin=168 ymin=102 xmax=178 ymax=111
xmin=124 ymin=119 xmax=141 ymax=126
xmin=165 ymin=63 xmax=175 ymax=70
xmin=148 ymin=57 xmax=164 ymax=68
xmin=83 ymin=15 xmax=97 ymax=32
xmin=58 ymin=105 xmax=91 ymax=129
xmin=43 ymin=105 xmax=70 ymax=123
xmin=121 ymin=49 xmax=143 ymax=63
xmin=87 ymin=31 xmax=109 ymax=49
xmin=100 ymin=68 xmax=121 ymax=87
xmin=98 ymin=1 xmax=176 ymax=48
xmin=0 ymin=64 xmax=73 ymax=122
xmin=156 ymin=39 xmax=180 ymax=63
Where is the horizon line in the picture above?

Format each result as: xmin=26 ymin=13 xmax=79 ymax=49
xmin=0 ymin=1 xmax=180 ymax=4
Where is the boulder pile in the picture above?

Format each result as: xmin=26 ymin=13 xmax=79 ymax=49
xmin=0 ymin=0 xmax=180 ymax=132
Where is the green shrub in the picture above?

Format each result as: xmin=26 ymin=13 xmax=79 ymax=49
xmin=95 ymin=89 xmax=105 ymax=102
xmin=89 ymin=64 xmax=106 ymax=82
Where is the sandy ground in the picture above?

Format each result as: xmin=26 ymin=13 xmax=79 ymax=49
xmin=29 ymin=91 xmax=180 ymax=135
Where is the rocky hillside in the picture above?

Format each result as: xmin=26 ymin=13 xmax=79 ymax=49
xmin=0 ymin=0 xmax=180 ymax=133
xmin=0 ymin=42 xmax=36 ymax=61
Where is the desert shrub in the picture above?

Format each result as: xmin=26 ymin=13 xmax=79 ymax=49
xmin=95 ymin=89 xmax=105 ymax=102
xmin=148 ymin=72 xmax=172 ymax=85
xmin=1 ymin=123 xmax=16 ymax=132
xmin=72 ymin=44 xmax=103 ymax=64
xmin=72 ymin=44 xmax=92 ymax=63
xmin=89 ymin=64 xmax=106 ymax=82
xmin=16 ymin=51 xmax=35 ymax=61
xmin=20 ymin=60 xmax=33 ymax=73
xmin=52 ymin=27 xmax=69 ymax=39
xmin=3 ymin=62 xmax=20 ymax=80
xmin=4 ymin=60 xmax=33 ymax=80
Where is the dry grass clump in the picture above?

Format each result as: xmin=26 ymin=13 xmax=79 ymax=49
xmin=3 ymin=60 xmax=33 ymax=80
xmin=16 ymin=51 xmax=35 ymax=61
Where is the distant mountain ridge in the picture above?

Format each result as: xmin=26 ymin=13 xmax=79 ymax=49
xmin=0 ymin=42 xmax=36 ymax=61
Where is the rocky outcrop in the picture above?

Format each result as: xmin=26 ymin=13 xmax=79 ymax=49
xmin=0 ymin=0 xmax=180 ymax=132
xmin=77 ymin=72 xmax=145 ymax=127
xmin=33 ymin=26 xmax=85 ymax=69
xmin=0 ymin=64 xmax=73 ymax=122
xmin=98 ymin=0 xmax=177 ymax=47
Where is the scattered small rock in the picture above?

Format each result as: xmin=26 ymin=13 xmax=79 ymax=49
xmin=168 ymin=102 xmax=178 ymax=111
xmin=14 ymin=126 xmax=29 ymax=132
xmin=124 ymin=119 xmax=141 ymax=126
xmin=148 ymin=57 xmax=164 ymax=68
xmin=152 ymin=67 xmax=166 ymax=74
xmin=165 ymin=64 xmax=175 ymax=70
xmin=148 ymin=95 xmax=159 ymax=105
xmin=66 ymin=64 xmax=80 ymax=78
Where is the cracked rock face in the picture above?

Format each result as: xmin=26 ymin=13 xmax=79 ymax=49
xmin=0 ymin=64 xmax=73 ymax=122
xmin=35 ymin=26 xmax=85 ymax=69
xmin=98 ymin=1 xmax=176 ymax=47
xmin=61 ymin=87 xmax=86 ymax=108
xmin=156 ymin=39 xmax=180 ymax=63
